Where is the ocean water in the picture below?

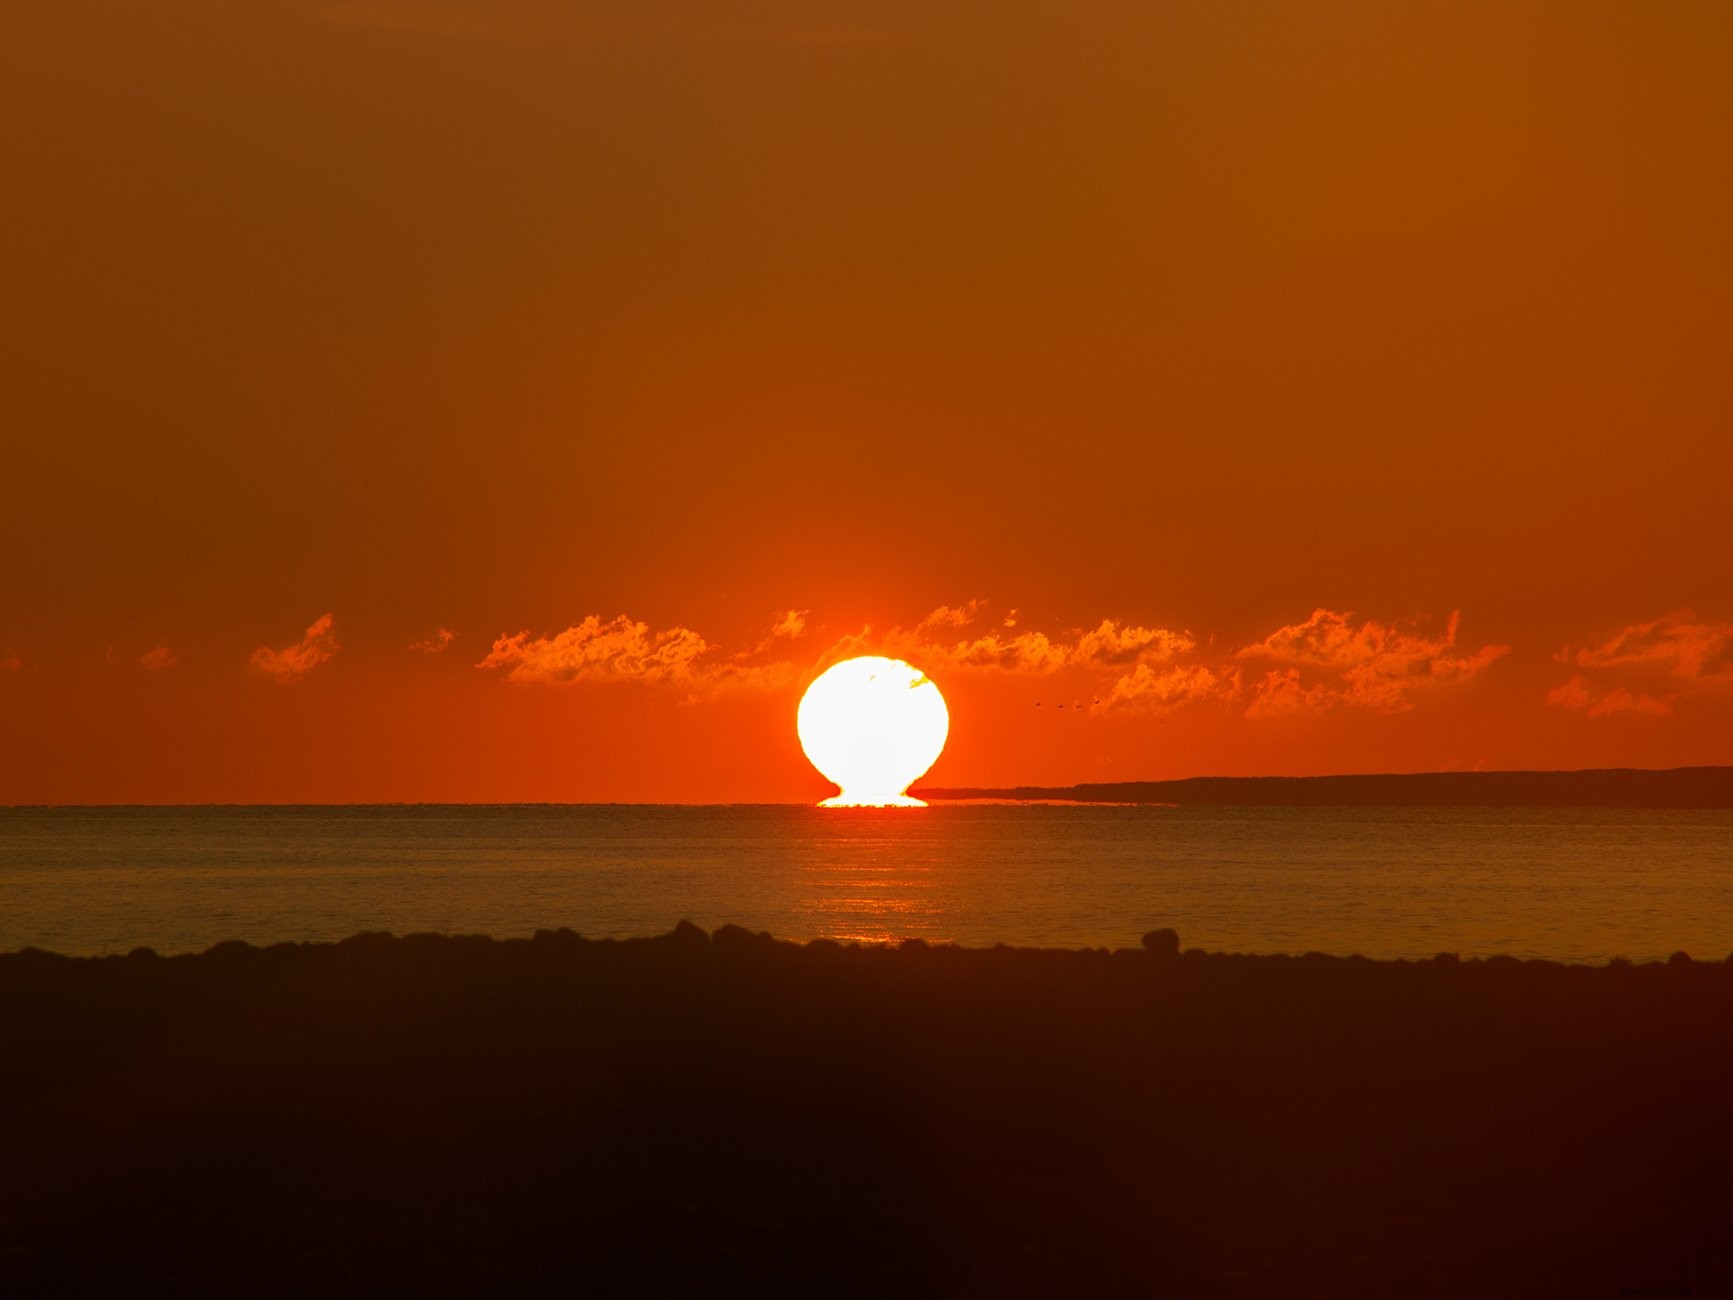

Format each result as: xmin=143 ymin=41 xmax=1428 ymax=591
xmin=1 ymin=804 xmax=1729 ymax=963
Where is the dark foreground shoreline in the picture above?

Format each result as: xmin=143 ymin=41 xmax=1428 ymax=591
xmin=4 ymin=929 xmax=1730 ymax=1297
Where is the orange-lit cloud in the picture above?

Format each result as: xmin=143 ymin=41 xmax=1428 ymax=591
xmin=251 ymin=613 xmax=339 ymax=684
xmin=820 ymin=607 xmax=1058 ymax=675
xmin=925 ymin=628 xmax=1072 ymax=674
xmin=478 ymin=615 xmax=710 ymax=686
xmin=0 ymin=651 xmax=20 ymax=673
xmin=1546 ymin=676 xmax=1673 ymax=718
xmin=1106 ymin=662 xmax=1236 ymax=714
xmin=699 ymin=660 xmax=801 ymax=695
xmin=1074 ymin=619 xmax=1196 ymax=668
xmin=1245 ymin=668 xmax=1334 ymax=719
xmin=138 ymin=645 xmax=177 ymax=671
xmin=1239 ymin=609 xmax=1509 ymax=717
xmin=1560 ymin=610 xmax=1733 ymax=681
xmin=473 ymin=602 xmax=1512 ymax=728
xmin=410 ymin=628 xmax=456 ymax=654
xmin=740 ymin=609 xmax=808 ymax=659
xmin=1545 ymin=610 xmax=1731 ymax=719
xmin=857 ymin=604 xmax=1195 ymax=680
xmin=480 ymin=614 xmax=801 ymax=697
xmin=914 ymin=602 xmax=985 ymax=635
xmin=812 ymin=603 xmax=1507 ymax=720
xmin=767 ymin=609 xmax=807 ymax=640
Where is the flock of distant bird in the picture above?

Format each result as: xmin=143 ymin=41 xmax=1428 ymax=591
xmin=1034 ymin=698 xmax=1103 ymax=711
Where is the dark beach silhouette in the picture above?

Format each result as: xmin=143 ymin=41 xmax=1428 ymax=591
xmin=2 ymin=928 xmax=1728 ymax=1296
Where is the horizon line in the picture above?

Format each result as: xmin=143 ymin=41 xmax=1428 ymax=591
xmin=6 ymin=762 xmax=1731 ymax=810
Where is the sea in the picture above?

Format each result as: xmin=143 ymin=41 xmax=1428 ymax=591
xmin=2 ymin=804 xmax=1729 ymax=964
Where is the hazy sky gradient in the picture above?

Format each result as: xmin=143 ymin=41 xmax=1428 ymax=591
xmin=3 ymin=1 xmax=1729 ymax=801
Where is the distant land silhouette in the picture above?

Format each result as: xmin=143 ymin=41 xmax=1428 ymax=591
xmin=914 ymin=764 xmax=1733 ymax=808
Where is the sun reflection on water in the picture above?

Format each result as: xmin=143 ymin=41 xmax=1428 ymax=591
xmin=792 ymin=818 xmax=955 ymax=945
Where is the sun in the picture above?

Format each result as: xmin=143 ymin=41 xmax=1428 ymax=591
xmin=797 ymin=656 xmax=949 ymax=807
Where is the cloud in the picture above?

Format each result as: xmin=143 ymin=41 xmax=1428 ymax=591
xmin=251 ymin=614 xmax=339 ymax=684
xmin=0 ymin=651 xmax=20 ymax=673
xmin=922 ymin=628 xmax=1073 ymax=674
xmin=1545 ymin=610 xmax=1730 ymax=717
xmin=915 ymin=601 xmax=985 ymax=635
xmin=477 ymin=615 xmax=711 ymax=686
xmin=740 ymin=609 xmax=809 ymax=659
xmin=138 ymin=645 xmax=177 ymax=671
xmin=701 ymin=660 xmax=802 ymax=695
xmin=1559 ymin=610 xmax=1733 ymax=681
xmin=1106 ymin=663 xmax=1236 ymax=714
xmin=410 ymin=628 xmax=456 ymax=654
xmin=1244 ymin=668 xmax=1336 ymax=720
xmin=767 ymin=609 xmax=807 ymax=641
xmin=1073 ymin=619 xmax=1195 ymax=668
xmin=821 ymin=602 xmax=1503 ymax=719
xmin=864 ymin=605 xmax=1195 ymax=680
xmin=1546 ymin=675 xmax=1672 ymax=718
xmin=1238 ymin=609 xmax=1509 ymax=716
xmin=472 ymin=600 xmax=1511 ymax=724
xmin=479 ymin=614 xmax=806 ymax=697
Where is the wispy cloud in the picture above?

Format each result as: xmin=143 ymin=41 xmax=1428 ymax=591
xmin=1546 ymin=610 xmax=1730 ymax=718
xmin=252 ymin=613 xmax=339 ymax=684
xmin=139 ymin=645 xmax=177 ymax=671
xmin=1559 ymin=610 xmax=1733 ymax=681
xmin=1106 ymin=662 xmax=1236 ymax=713
xmin=740 ymin=609 xmax=808 ymax=658
xmin=0 ymin=651 xmax=20 ymax=673
xmin=478 ymin=615 xmax=710 ymax=686
xmin=845 ymin=603 xmax=1196 ymax=685
xmin=473 ymin=600 xmax=1509 ymax=722
xmin=816 ymin=602 xmax=1505 ymax=718
xmin=1244 ymin=668 xmax=1332 ymax=719
xmin=410 ymin=628 xmax=456 ymax=654
xmin=1238 ymin=609 xmax=1509 ymax=717
xmin=1546 ymin=675 xmax=1672 ymax=718
xmin=478 ymin=614 xmax=800 ymax=697
xmin=915 ymin=602 xmax=985 ymax=635
xmin=767 ymin=609 xmax=807 ymax=641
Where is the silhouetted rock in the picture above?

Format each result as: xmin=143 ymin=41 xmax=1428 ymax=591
xmin=533 ymin=927 xmax=583 ymax=947
xmin=1140 ymin=928 xmax=1180 ymax=957
xmin=671 ymin=919 xmax=709 ymax=945
xmin=338 ymin=930 xmax=395 ymax=948
xmin=1669 ymin=950 xmax=1693 ymax=967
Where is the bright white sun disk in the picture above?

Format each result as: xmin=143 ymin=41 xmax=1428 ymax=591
xmin=797 ymin=656 xmax=948 ymax=807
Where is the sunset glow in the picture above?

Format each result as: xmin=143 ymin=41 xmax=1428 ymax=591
xmin=797 ymin=657 xmax=949 ymax=807
xmin=0 ymin=0 xmax=1726 ymax=806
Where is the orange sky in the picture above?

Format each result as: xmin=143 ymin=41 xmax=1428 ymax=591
xmin=2 ymin=0 xmax=1729 ymax=803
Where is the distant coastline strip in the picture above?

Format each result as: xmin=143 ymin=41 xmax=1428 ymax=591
xmin=912 ymin=766 xmax=1733 ymax=809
